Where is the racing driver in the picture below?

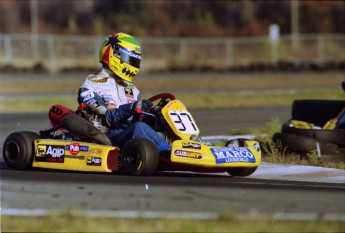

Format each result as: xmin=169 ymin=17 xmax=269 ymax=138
xmin=77 ymin=32 xmax=171 ymax=154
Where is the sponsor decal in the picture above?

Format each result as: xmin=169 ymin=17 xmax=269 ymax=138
xmin=80 ymin=90 xmax=94 ymax=100
xmin=254 ymin=143 xmax=261 ymax=152
xmin=174 ymin=149 xmax=203 ymax=160
xmin=211 ymin=147 xmax=256 ymax=164
xmin=87 ymin=157 xmax=102 ymax=166
xmin=90 ymin=148 xmax=102 ymax=155
xmin=36 ymin=145 xmax=64 ymax=163
xmin=91 ymin=78 xmax=108 ymax=83
xmin=66 ymin=143 xmax=88 ymax=155
xmin=65 ymin=155 xmax=85 ymax=160
xmin=182 ymin=142 xmax=201 ymax=150
xmin=119 ymin=47 xmax=142 ymax=59
xmin=125 ymin=87 xmax=134 ymax=97
xmin=165 ymin=101 xmax=175 ymax=109
xmin=86 ymin=99 xmax=97 ymax=106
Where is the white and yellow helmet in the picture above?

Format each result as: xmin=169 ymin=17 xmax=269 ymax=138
xmin=99 ymin=33 xmax=141 ymax=82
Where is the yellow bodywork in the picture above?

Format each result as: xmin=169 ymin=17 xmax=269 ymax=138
xmin=30 ymin=97 xmax=261 ymax=174
xmin=32 ymin=139 xmax=119 ymax=172
xmin=170 ymin=140 xmax=261 ymax=168
xmin=161 ymin=99 xmax=261 ymax=169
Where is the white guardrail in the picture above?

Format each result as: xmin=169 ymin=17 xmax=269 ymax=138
xmin=0 ymin=33 xmax=344 ymax=73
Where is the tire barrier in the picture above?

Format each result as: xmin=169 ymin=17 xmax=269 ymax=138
xmin=273 ymin=100 xmax=345 ymax=160
xmin=292 ymin=100 xmax=345 ymax=127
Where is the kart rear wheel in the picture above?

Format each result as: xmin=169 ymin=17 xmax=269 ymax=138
xmin=120 ymin=138 xmax=159 ymax=176
xmin=3 ymin=131 xmax=40 ymax=170
xmin=225 ymin=138 xmax=258 ymax=177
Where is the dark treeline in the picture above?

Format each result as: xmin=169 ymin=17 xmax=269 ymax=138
xmin=0 ymin=0 xmax=344 ymax=36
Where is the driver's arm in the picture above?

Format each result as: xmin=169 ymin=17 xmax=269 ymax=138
xmin=78 ymin=87 xmax=107 ymax=113
xmin=105 ymin=102 xmax=137 ymax=129
xmin=105 ymin=100 xmax=152 ymax=129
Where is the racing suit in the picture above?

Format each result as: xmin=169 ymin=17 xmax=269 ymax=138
xmin=77 ymin=68 xmax=171 ymax=153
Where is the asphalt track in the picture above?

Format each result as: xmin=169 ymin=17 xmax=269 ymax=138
xmin=1 ymin=111 xmax=345 ymax=221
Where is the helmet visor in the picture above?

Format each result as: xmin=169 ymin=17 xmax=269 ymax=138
xmin=115 ymin=45 xmax=141 ymax=68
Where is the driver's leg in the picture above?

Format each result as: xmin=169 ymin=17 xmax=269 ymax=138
xmin=108 ymin=122 xmax=171 ymax=153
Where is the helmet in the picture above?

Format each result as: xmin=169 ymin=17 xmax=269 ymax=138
xmin=99 ymin=33 xmax=141 ymax=82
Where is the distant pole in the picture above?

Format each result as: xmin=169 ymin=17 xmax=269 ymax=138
xmin=291 ymin=0 xmax=299 ymax=48
xmin=269 ymin=24 xmax=280 ymax=65
xmin=30 ymin=0 xmax=39 ymax=60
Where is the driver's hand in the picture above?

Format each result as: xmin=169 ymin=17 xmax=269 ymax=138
xmin=142 ymin=99 xmax=153 ymax=111
xmin=132 ymin=99 xmax=153 ymax=114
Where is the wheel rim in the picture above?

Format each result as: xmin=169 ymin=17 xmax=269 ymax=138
xmin=225 ymin=139 xmax=239 ymax=147
xmin=4 ymin=140 xmax=21 ymax=163
xmin=122 ymin=149 xmax=142 ymax=172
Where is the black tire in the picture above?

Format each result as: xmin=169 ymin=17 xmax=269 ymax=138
xmin=120 ymin=138 xmax=159 ymax=176
xmin=314 ymin=129 xmax=345 ymax=145
xmin=3 ymin=131 xmax=40 ymax=170
xmin=224 ymin=138 xmax=248 ymax=147
xmin=317 ymin=141 xmax=345 ymax=155
xmin=292 ymin=100 xmax=345 ymax=127
xmin=225 ymin=138 xmax=258 ymax=177
xmin=273 ymin=132 xmax=317 ymax=152
xmin=282 ymin=123 xmax=345 ymax=145
xmin=281 ymin=122 xmax=314 ymax=137
xmin=227 ymin=167 xmax=258 ymax=177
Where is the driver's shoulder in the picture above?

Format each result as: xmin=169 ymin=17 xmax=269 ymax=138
xmin=85 ymin=73 xmax=114 ymax=84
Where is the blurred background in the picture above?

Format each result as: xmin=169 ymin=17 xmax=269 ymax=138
xmin=0 ymin=0 xmax=344 ymax=74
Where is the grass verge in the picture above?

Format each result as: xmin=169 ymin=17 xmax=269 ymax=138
xmin=0 ymin=89 xmax=343 ymax=112
xmin=2 ymin=214 xmax=344 ymax=232
xmin=231 ymin=117 xmax=345 ymax=169
xmin=0 ymin=71 xmax=344 ymax=112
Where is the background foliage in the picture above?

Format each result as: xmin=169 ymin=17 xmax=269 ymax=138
xmin=0 ymin=0 xmax=344 ymax=37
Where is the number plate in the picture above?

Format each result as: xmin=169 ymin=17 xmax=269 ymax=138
xmin=168 ymin=110 xmax=199 ymax=134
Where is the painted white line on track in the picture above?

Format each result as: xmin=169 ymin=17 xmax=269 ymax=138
xmin=2 ymin=208 xmax=345 ymax=222
xmin=1 ymin=208 xmax=217 ymax=220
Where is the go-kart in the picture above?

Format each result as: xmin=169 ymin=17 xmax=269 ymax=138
xmin=3 ymin=93 xmax=261 ymax=176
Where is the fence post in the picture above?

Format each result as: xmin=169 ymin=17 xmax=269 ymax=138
xmin=4 ymin=35 xmax=13 ymax=63
xmin=317 ymin=35 xmax=325 ymax=64
xmin=179 ymin=38 xmax=187 ymax=62
xmin=269 ymin=24 xmax=280 ymax=65
xmin=226 ymin=39 xmax=233 ymax=67
xmin=47 ymin=36 xmax=57 ymax=74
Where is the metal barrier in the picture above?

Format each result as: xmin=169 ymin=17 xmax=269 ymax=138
xmin=0 ymin=34 xmax=344 ymax=73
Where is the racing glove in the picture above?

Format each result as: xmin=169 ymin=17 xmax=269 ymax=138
xmin=142 ymin=99 xmax=153 ymax=111
xmin=132 ymin=99 xmax=153 ymax=114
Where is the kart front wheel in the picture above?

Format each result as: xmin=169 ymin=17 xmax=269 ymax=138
xmin=227 ymin=167 xmax=258 ymax=177
xmin=120 ymin=138 xmax=159 ymax=176
xmin=3 ymin=131 xmax=40 ymax=170
xmin=225 ymin=138 xmax=258 ymax=177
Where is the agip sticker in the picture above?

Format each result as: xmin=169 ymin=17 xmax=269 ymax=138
xmin=36 ymin=145 xmax=65 ymax=163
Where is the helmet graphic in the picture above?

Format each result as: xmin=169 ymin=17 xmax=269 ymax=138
xmin=99 ymin=33 xmax=141 ymax=82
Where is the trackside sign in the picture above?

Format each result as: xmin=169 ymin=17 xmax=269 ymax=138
xmin=210 ymin=147 xmax=256 ymax=164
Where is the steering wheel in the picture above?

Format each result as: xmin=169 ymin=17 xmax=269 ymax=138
xmin=148 ymin=93 xmax=176 ymax=108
